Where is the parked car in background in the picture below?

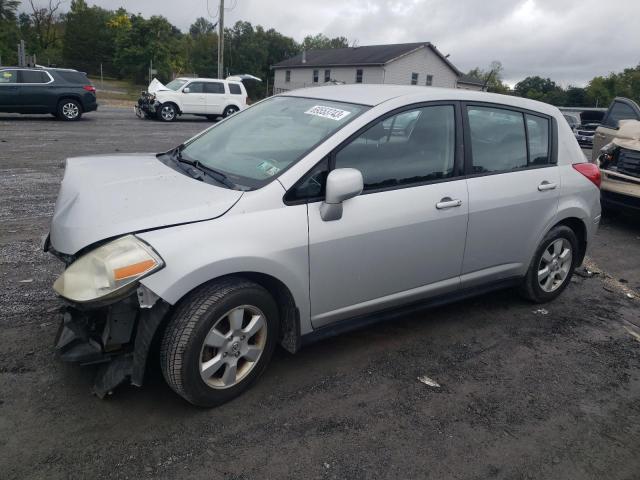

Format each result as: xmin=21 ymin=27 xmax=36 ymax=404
xmin=594 ymin=118 xmax=640 ymax=212
xmin=135 ymin=76 xmax=249 ymax=122
xmin=563 ymin=113 xmax=580 ymax=131
xmin=591 ymin=97 xmax=640 ymax=156
xmin=0 ymin=66 xmax=97 ymax=120
xmin=46 ymin=85 xmax=601 ymax=407
xmin=574 ymin=110 xmax=605 ymax=147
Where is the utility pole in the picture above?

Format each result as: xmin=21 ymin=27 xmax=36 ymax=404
xmin=217 ymin=0 xmax=224 ymax=79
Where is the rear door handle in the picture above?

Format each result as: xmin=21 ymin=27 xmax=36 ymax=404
xmin=436 ymin=197 xmax=462 ymax=209
xmin=538 ymin=181 xmax=557 ymax=191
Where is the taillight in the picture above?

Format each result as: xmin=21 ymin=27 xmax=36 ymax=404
xmin=573 ymin=162 xmax=601 ymax=188
xmin=83 ymin=85 xmax=96 ymax=93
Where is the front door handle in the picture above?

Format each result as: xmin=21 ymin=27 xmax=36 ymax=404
xmin=436 ymin=197 xmax=462 ymax=209
xmin=538 ymin=181 xmax=557 ymax=191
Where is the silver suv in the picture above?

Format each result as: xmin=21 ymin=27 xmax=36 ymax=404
xmin=45 ymin=85 xmax=601 ymax=406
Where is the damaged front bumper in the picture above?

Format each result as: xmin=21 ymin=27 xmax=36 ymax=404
xmin=55 ymin=289 xmax=170 ymax=397
xmin=134 ymin=92 xmax=160 ymax=119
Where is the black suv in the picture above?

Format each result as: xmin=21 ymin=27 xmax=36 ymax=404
xmin=0 ymin=67 xmax=97 ymax=120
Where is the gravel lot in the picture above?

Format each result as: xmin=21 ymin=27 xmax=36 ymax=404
xmin=1 ymin=107 xmax=639 ymax=480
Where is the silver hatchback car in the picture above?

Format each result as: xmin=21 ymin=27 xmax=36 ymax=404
xmin=45 ymin=85 xmax=601 ymax=406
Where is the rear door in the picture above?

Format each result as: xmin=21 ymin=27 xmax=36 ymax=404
xmin=593 ymin=98 xmax=640 ymax=159
xmin=203 ymin=81 xmax=226 ymax=115
xmin=181 ymin=81 xmax=207 ymax=114
xmin=0 ymin=69 xmax=20 ymax=109
xmin=18 ymin=69 xmax=53 ymax=112
xmin=461 ymin=104 xmax=559 ymax=287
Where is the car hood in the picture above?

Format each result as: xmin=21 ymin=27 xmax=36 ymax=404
xmin=49 ymin=154 xmax=243 ymax=255
xmin=148 ymin=78 xmax=171 ymax=94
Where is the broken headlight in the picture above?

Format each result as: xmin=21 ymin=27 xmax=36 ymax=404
xmin=53 ymin=235 xmax=164 ymax=303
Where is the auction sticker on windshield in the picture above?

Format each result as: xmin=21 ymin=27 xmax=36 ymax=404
xmin=304 ymin=105 xmax=351 ymax=121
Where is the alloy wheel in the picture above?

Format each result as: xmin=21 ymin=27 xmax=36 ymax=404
xmin=537 ymin=238 xmax=573 ymax=293
xmin=161 ymin=105 xmax=176 ymax=121
xmin=62 ymin=102 xmax=79 ymax=120
xmin=199 ymin=305 xmax=267 ymax=389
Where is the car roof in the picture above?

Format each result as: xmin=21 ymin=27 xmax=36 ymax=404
xmin=283 ymin=84 xmax=560 ymax=116
xmin=176 ymin=77 xmax=241 ymax=84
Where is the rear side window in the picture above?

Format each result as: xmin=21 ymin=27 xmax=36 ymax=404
xmin=467 ymin=106 xmax=528 ymax=173
xmin=205 ymin=82 xmax=225 ymax=94
xmin=55 ymin=71 xmax=89 ymax=84
xmin=526 ymin=114 xmax=550 ymax=165
xmin=228 ymin=83 xmax=242 ymax=95
xmin=20 ymin=70 xmax=50 ymax=83
xmin=335 ymin=105 xmax=456 ymax=191
xmin=0 ymin=70 xmax=18 ymax=83
xmin=605 ymin=101 xmax=639 ymax=127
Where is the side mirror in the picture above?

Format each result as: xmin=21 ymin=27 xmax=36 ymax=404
xmin=320 ymin=168 xmax=363 ymax=221
xmin=183 ymin=87 xmax=190 ymax=93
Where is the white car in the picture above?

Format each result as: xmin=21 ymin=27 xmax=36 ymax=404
xmin=138 ymin=76 xmax=249 ymax=122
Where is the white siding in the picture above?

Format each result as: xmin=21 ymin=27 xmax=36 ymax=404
xmin=382 ymin=46 xmax=458 ymax=88
xmin=274 ymin=65 xmax=384 ymax=93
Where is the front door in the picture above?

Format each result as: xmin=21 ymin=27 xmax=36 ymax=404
xmin=181 ymin=81 xmax=207 ymax=114
xmin=592 ymin=98 xmax=640 ymax=159
xmin=306 ymin=104 xmax=469 ymax=328
xmin=461 ymin=104 xmax=559 ymax=287
xmin=0 ymin=69 xmax=19 ymax=109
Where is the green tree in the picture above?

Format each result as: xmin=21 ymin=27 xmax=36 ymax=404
xmin=189 ymin=17 xmax=215 ymax=37
xmin=514 ymin=76 xmax=567 ymax=105
xmin=0 ymin=0 xmax=19 ymax=65
xmin=0 ymin=0 xmax=19 ymax=21
xmin=62 ymin=0 xmax=116 ymax=74
xmin=301 ymin=33 xmax=348 ymax=50
xmin=467 ymin=60 xmax=510 ymax=94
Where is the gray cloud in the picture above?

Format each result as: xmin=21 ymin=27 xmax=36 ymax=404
xmin=36 ymin=0 xmax=640 ymax=86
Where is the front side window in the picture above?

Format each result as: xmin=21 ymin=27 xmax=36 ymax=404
xmin=313 ymin=70 xmax=319 ymax=83
xmin=205 ymin=82 xmax=225 ymax=94
xmin=324 ymin=69 xmax=331 ymax=82
xmin=355 ymin=69 xmax=363 ymax=83
xmin=426 ymin=75 xmax=433 ymax=86
xmin=334 ymin=105 xmax=456 ymax=191
xmin=20 ymin=70 xmax=50 ymax=83
xmin=166 ymin=78 xmax=188 ymax=91
xmin=411 ymin=72 xmax=418 ymax=85
xmin=179 ymin=96 xmax=368 ymax=189
xmin=467 ymin=106 xmax=528 ymax=173
xmin=186 ymin=82 xmax=205 ymax=93
xmin=0 ymin=70 xmax=18 ymax=83
xmin=606 ymin=101 xmax=639 ymax=127
xmin=285 ymin=70 xmax=291 ymax=82
xmin=526 ymin=114 xmax=551 ymax=165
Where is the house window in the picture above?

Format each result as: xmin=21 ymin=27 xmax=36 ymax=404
xmin=324 ymin=69 xmax=331 ymax=82
xmin=411 ymin=72 xmax=418 ymax=85
xmin=355 ymin=69 xmax=363 ymax=83
xmin=285 ymin=70 xmax=291 ymax=83
xmin=426 ymin=74 xmax=433 ymax=86
xmin=313 ymin=69 xmax=319 ymax=83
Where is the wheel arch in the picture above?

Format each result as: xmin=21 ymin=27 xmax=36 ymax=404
xmin=549 ymin=216 xmax=588 ymax=266
xmin=57 ymin=95 xmax=83 ymax=111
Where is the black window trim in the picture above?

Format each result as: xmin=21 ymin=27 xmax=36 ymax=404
xmin=284 ymin=100 xmax=465 ymax=205
xmin=461 ymin=101 xmax=557 ymax=179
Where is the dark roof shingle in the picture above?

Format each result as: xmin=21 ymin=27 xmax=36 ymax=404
xmin=273 ymin=42 xmax=460 ymax=75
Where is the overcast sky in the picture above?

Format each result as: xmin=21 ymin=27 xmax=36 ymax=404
xmin=38 ymin=0 xmax=640 ymax=86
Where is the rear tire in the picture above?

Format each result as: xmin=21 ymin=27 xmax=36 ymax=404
xmin=57 ymin=99 xmax=82 ymax=121
xmin=160 ymin=278 xmax=279 ymax=407
xmin=222 ymin=105 xmax=239 ymax=118
xmin=520 ymin=225 xmax=578 ymax=303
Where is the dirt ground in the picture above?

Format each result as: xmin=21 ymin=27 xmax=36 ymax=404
xmin=1 ymin=107 xmax=639 ymax=480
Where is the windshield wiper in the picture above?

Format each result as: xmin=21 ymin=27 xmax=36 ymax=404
xmin=194 ymin=161 xmax=237 ymax=189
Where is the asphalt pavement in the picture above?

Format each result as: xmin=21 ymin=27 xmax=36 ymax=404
xmin=1 ymin=108 xmax=639 ymax=480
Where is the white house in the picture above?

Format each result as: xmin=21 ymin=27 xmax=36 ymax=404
xmin=272 ymin=42 xmax=485 ymax=93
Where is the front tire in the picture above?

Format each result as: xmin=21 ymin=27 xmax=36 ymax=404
xmin=520 ymin=225 xmax=578 ymax=303
xmin=223 ymin=105 xmax=239 ymax=118
xmin=57 ymin=99 xmax=82 ymax=121
xmin=160 ymin=278 xmax=279 ymax=407
xmin=158 ymin=103 xmax=178 ymax=122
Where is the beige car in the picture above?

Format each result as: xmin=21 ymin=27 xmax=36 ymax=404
xmin=594 ymin=115 xmax=640 ymax=211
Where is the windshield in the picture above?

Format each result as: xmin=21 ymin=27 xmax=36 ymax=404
xmin=166 ymin=79 xmax=188 ymax=91
xmin=180 ymin=96 xmax=368 ymax=189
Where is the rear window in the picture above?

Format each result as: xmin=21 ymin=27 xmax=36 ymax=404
xmin=20 ymin=70 xmax=50 ymax=83
xmin=0 ymin=70 xmax=18 ymax=83
xmin=55 ymin=70 xmax=89 ymax=84
xmin=229 ymin=83 xmax=242 ymax=95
